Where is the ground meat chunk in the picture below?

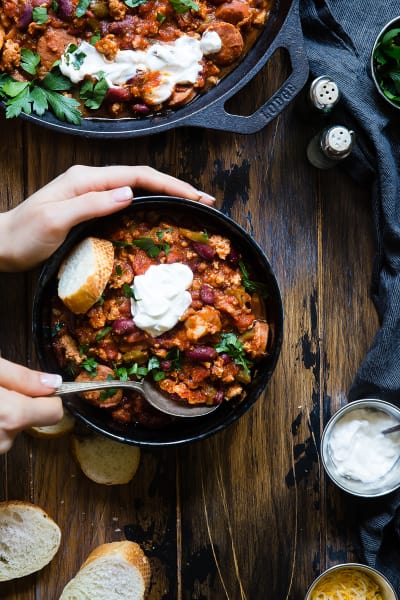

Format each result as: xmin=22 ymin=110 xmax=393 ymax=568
xmin=95 ymin=34 xmax=119 ymax=60
xmin=108 ymin=0 xmax=127 ymax=20
xmin=184 ymin=306 xmax=222 ymax=341
xmin=0 ymin=38 xmax=20 ymax=71
xmin=215 ymin=0 xmax=250 ymax=24
xmin=75 ymin=365 xmax=123 ymax=408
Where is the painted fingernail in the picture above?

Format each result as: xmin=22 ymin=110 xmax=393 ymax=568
xmin=197 ymin=191 xmax=216 ymax=203
xmin=112 ymin=186 xmax=133 ymax=203
xmin=40 ymin=373 xmax=63 ymax=388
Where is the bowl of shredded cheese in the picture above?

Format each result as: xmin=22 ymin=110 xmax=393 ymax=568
xmin=305 ymin=563 xmax=397 ymax=600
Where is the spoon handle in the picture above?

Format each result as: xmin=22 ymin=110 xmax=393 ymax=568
xmin=382 ymin=423 xmax=400 ymax=435
xmin=55 ymin=380 xmax=143 ymax=396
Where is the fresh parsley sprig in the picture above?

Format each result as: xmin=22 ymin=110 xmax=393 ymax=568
xmin=215 ymin=332 xmax=253 ymax=376
xmin=0 ymin=70 xmax=82 ymax=124
xmin=239 ymin=260 xmax=268 ymax=298
xmin=79 ymin=72 xmax=109 ymax=110
xmin=169 ymin=0 xmax=198 ymax=12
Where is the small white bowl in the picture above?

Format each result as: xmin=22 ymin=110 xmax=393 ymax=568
xmin=305 ymin=563 xmax=398 ymax=600
xmin=321 ymin=398 xmax=400 ymax=497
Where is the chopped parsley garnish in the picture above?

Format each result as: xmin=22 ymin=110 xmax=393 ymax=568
xmin=95 ymin=326 xmax=112 ymax=341
xmin=114 ymin=363 xmax=148 ymax=380
xmin=79 ymin=73 xmax=109 ymax=110
xmin=81 ymin=357 xmax=99 ymax=376
xmin=75 ymin=0 xmax=91 ymax=17
xmin=32 ymin=6 xmax=48 ymax=23
xmin=52 ymin=0 xmax=59 ymax=11
xmin=169 ymin=0 xmax=198 ymax=12
xmin=215 ymin=333 xmax=253 ymax=376
xmin=90 ymin=32 xmax=101 ymax=45
xmin=79 ymin=344 xmax=89 ymax=357
xmin=124 ymin=0 xmax=148 ymax=7
xmin=239 ymin=260 xmax=269 ymax=298
xmin=116 ymin=264 xmax=123 ymax=277
xmin=122 ymin=283 xmax=136 ymax=299
xmin=131 ymin=237 xmax=162 ymax=257
xmin=51 ymin=321 xmax=65 ymax=338
xmin=156 ymin=12 xmax=166 ymax=22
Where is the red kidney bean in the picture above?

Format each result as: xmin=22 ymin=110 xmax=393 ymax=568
xmin=17 ymin=4 xmax=33 ymax=28
xmin=105 ymin=87 xmax=132 ymax=103
xmin=192 ymin=242 xmax=215 ymax=261
xmin=185 ymin=346 xmax=217 ymax=361
xmin=112 ymin=318 xmax=137 ymax=335
xmin=220 ymin=353 xmax=232 ymax=364
xmin=160 ymin=360 xmax=172 ymax=371
xmin=57 ymin=0 xmax=74 ymax=19
xmin=132 ymin=104 xmax=151 ymax=116
xmin=227 ymin=246 xmax=241 ymax=267
xmin=214 ymin=390 xmax=224 ymax=404
xmin=200 ymin=284 xmax=215 ymax=305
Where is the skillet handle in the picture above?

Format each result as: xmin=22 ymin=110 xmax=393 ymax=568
xmin=182 ymin=0 xmax=309 ymax=134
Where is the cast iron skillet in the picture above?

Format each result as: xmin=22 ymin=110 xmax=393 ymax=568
xmin=32 ymin=197 xmax=284 ymax=446
xmin=7 ymin=0 xmax=308 ymax=138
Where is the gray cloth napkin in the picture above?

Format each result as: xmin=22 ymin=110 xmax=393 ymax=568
xmin=300 ymin=0 xmax=400 ymax=590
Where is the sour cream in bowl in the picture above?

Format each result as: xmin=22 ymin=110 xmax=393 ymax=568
xmin=321 ymin=399 xmax=400 ymax=497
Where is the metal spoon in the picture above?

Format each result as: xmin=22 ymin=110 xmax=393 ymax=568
xmin=54 ymin=379 xmax=219 ymax=418
xmin=382 ymin=423 xmax=400 ymax=435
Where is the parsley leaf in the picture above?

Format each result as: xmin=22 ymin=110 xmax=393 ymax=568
xmin=20 ymin=49 xmax=41 ymax=76
xmin=95 ymin=326 xmax=112 ymax=341
xmin=215 ymin=333 xmax=253 ymax=376
xmin=32 ymin=6 xmax=48 ymax=23
xmin=125 ymin=0 xmax=148 ymax=7
xmin=44 ymin=88 xmax=81 ymax=124
xmin=42 ymin=71 xmax=72 ymax=91
xmin=75 ymin=0 xmax=91 ymax=17
xmin=239 ymin=260 xmax=269 ymax=298
xmin=80 ymin=74 xmax=109 ymax=110
xmin=30 ymin=86 xmax=49 ymax=116
xmin=81 ymin=357 xmax=99 ymax=377
xmin=5 ymin=86 xmax=32 ymax=118
xmin=122 ymin=283 xmax=135 ymax=299
xmin=169 ymin=0 xmax=198 ymax=13
xmin=132 ymin=237 xmax=161 ymax=257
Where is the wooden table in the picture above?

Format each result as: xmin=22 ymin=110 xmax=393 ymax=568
xmin=0 ymin=49 xmax=378 ymax=599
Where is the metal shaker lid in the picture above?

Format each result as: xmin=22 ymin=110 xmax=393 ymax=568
xmin=321 ymin=126 xmax=355 ymax=160
xmin=309 ymin=76 xmax=340 ymax=112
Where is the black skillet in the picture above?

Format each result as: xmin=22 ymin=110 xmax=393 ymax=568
xmin=4 ymin=0 xmax=308 ymax=138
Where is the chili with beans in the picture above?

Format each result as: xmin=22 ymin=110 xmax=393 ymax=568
xmin=50 ymin=217 xmax=271 ymax=428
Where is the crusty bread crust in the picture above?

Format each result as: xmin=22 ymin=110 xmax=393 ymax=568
xmin=58 ymin=237 xmax=114 ymax=314
xmin=0 ymin=501 xmax=61 ymax=582
xmin=82 ymin=542 xmax=151 ymax=592
xmin=59 ymin=541 xmax=151 ymax=599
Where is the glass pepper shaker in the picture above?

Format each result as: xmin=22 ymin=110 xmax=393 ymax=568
xmin=297 ymin=75 xmax=340 ymax=119
xmin=306 ymin=125 xmax=355 ymax=169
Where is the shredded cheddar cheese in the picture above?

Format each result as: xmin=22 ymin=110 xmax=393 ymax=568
xmin=310 ymin=568 xmax=383 ymax=600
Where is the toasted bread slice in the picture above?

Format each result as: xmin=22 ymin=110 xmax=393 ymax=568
xmin=59 ymin=541 xmax=151 ymax=600
xmin=27 ymin=408 xmax=75 ymax=438
xmin=58 ymin=236 xmax=114 ymax=314
xmin=0 ymin=501 xmax=61 ymax=582
xmin=71 ymin=433 xmax=141 ymax=485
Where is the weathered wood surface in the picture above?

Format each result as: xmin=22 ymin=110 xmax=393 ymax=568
xmin=0 ymin=50 xmax=378 ymax=599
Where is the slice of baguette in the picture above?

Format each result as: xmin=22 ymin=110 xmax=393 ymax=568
xmin=71 ymin=433 xmax=141 ymax=485
xmin=27 ymin=408 xmax=75 ymax=438
xmin=59 ymin=541 xmax=151 ymax=600
xmin=58 ymin=236 xmax=114 ymax=314
xmin=0 ymin=501 xmax=61 ymax=582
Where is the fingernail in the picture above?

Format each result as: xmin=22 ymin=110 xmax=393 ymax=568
xmin=112 ymin=186 xmax=133 ymax=203
xmin=197 ymin=191 xmax=216 ymax=203
xmin=40 ymin=373 xmax=63 ymax=388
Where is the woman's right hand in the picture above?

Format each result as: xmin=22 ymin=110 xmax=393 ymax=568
xmin=0 ymin=357 xmax=63 ymax=454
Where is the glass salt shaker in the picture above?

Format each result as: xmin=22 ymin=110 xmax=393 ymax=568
xmin=297 ymin=76 xmax=340 ymax=118
xmin=306 ymin=125 xmax=355 ymax=169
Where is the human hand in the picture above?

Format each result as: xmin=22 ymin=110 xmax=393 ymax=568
xmin=0 ymin=165 xmax=215 ymax=271
xmin=0 ymin=357 xmax=63 ymax=454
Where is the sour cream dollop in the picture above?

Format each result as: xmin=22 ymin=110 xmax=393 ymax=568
xmin=59 ymin=33 xmax=222 ymax=105
xmin=131 ymin=263 xmax=193 ymax=337
xmin=328 ymin=407 xmax=400 ymax=483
